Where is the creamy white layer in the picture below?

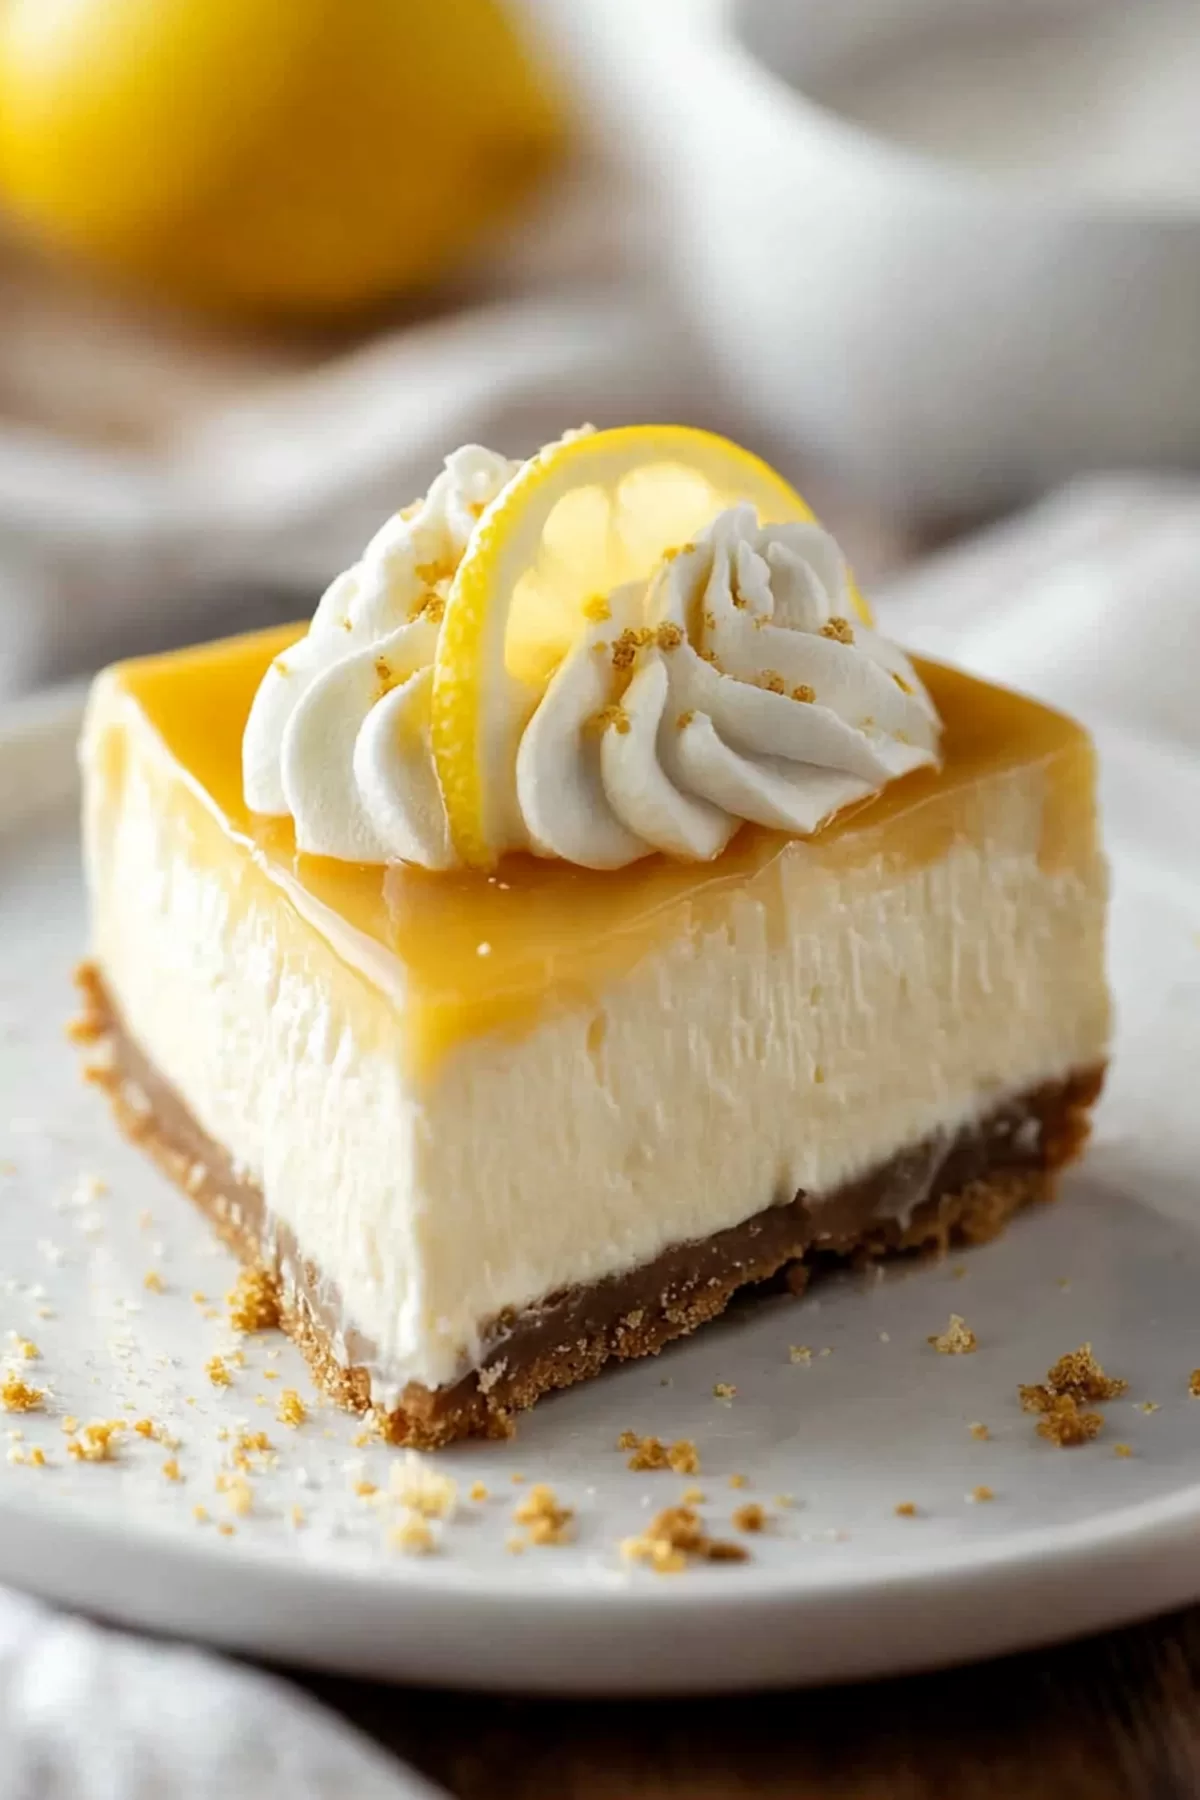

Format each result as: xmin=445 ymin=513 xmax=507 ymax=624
xmin=83 ymin=676 xmax=1109 ymax=1398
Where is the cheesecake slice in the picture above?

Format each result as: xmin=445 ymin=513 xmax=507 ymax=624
xmin=77 ymin=430 xmax=1109 ymax=1445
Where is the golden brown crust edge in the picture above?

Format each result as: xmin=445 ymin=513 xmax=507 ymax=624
xmin=72 ymin=963 xmax=1105 ymax=1449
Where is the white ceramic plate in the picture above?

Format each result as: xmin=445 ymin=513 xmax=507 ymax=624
xmin=2 ymin=688 xmax=1200 ymax=1696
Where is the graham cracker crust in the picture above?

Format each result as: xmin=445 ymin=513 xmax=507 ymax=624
xmin=73 ymin=963 xmax=1105 ymax=1450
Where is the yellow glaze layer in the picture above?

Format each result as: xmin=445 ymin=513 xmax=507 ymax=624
xmin=99 ymin=624 xmax=1099 ymax=1076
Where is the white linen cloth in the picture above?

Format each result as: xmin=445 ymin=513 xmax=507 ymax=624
xmin=0 ymin=1590 xmax=446 ymax=1800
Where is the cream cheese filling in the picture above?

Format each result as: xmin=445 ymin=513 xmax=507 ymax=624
xmin=83 ymin=681 xmax=1109 ymax=1396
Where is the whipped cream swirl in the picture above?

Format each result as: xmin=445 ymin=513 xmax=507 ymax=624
xmin=520 ymin=508 xmax=940 ymax=866
xmin=244 ymin=445 xmax=942 ymax=870
xmin=243 ymin=444 xmax=519 ymax=869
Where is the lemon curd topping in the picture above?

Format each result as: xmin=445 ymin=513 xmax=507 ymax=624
xmin=94 ymin=625 xmax=1098 ymax=1078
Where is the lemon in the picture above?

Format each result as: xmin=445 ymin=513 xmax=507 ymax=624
xmin=0 ymin=0 xmax=562 ymax=320
xmin=431 ymin=425 xmax=869 ymax=870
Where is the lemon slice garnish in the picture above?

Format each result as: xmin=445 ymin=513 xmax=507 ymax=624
xmin=431 ymin=425 xmax=868 ymax=870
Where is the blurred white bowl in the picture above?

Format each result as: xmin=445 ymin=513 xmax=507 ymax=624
xmin=539 ymin=0 xmax=1200 ymax=514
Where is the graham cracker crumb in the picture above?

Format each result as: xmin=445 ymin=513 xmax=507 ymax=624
xmin=205 ymin=1354 xmax=232 ymax=1389
xmin=622 ymin=1433 xmax=700 ymax=1475
xmin=1035 ymin=1395 xmax=1104 ymax=1447
xmin=792 ymin=683 xmax=816 ymax=703
xmin=676 ymin=710 xmax=695 ymax=731
xmin=1 ymin=1377 xmax=44 ymax=1413
xmin=1021 ymin=1344 xmax=1126 ymax=1444
xmin=1045 ymin=1344 xmax=1128 ymax=1403
xmin=820 ymin=616 xmax=855 ymax=644
xmin=233 ymin=1429 xmax=272 ymax=1463
xmin=597 ymin=698 xmax=633 ymax=734
xmin=681 ymin=1486 xmax=706 ymax=1504
xmin=611 ymin=626 xmax=653 ymax=671
xmin=469 ymin=1482 xmax=489 ymax=1502
xmin=354 ymin=1479 xmax=378 ymax=1498
xmin=227 ymin=1267 xmax=280 ymax=1335
xmin=7 ymin=1445 xmax=48 ymax=1469
xmin=713 ymin=1382 xmax=737 ymax=1400
xmin=389 ymin=1513 xmax=435 ymax=1556
xmin=66 ymin=1420 xmax=124 ymax=1462
xmin=729 ymin=1473 xmax=748 ymax=1490
xmin=968 ymin=1422 xmax=990 ymax=1440
xmin=9 ymin=1337 xmax=38 ymax=1361
xmin=1137 ymin=1401 xmax=1160 ymax=1415
xmin=894 ymin=1501 xmax=918 ymax=1518
xmin=589 ymin=702 xmax=631 ymax=737
xmin=789 ymin=1345 xmax=813 ymax=1365
xmin=1190 ymin=1370 xmax=1200 ymax=1398
xmin=928 ymin=1314 xmax=977 ymax=1355
xmin=667 ymin=1440 xmax=700 ymax=1476
xmin=216 ymin=1522 xmax=236 ymax=1537
xmin=263 ymin=1369 xmax=280 ymax=1381
xmin=193 ymin=1505 xmax=209 ymax=1524
xmin=1115 ymin=1443 xmax=1133 ymax=1458
xmin=290 ymin=1505 xmax=305 ymax=1529
xmin=276 ymin=1388 xmax=307 ymax=1429
xmin=969 ymin=1485 xmax=994 ymax=1503
xmin=732 ymin=1503 xmax=766 ymax=1533
xmin=66 ymin=1012 xmax=105 ymax=1045
xmin=409 ymin=592 xmax=446 ymax=626
xmin=389 ymin=1451 xmax=457 ymax=1519
xmin=621 ymin=1506 xmax=748 ymax=1574
xmin=513 ymin=1483 xmax=574 ymax=1546
xmin=161 ymin=1457 xmax=182 ymax=1483
xmin=758 ymin=671 xmax=787 ymax=695
xmin=133 ymin=1419 xmax=155 ymax=1439
xmin=216 ymin=1472 xmax=253 ymax=1516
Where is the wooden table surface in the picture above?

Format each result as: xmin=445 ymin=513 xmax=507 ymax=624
xmin=301 ymin=1604 xmax=1200 ymax=1797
